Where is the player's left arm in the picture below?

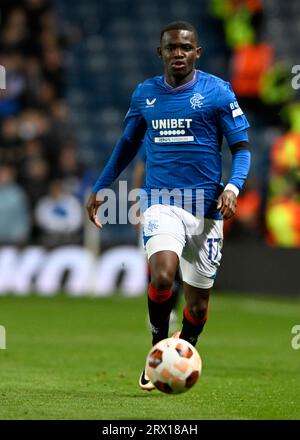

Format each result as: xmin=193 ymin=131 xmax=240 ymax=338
xmin=217 ymin=138 xmax=251 ymax=219
xmin=217 ymin=82 xmax=251 ymax=219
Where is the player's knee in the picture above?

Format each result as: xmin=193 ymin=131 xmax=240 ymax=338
xmin=151 ymin=269 xmax=174 ymax=291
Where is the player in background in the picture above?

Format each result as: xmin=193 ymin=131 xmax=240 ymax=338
xmin=131 ymin=144 xmax=183 ymax=331
xmin=86 ymin=22 xmax=251 ymax=391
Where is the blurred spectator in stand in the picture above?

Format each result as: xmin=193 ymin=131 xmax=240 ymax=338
xmin=281 ymin=101 xmax=300 ymax=134
xmin=23 ymin=55 xmax=44 ymax=106
xmin=228 ymin=15 xmax=277 ymax=122
xmin=230 ymin=42 xmax=274 ymax=103
xmin=34 ymin=180 xmax=83 ymax=247
xmin=259 ymin=62 xmax=296 ymax=125
xmin=0 ymin=8 xmax=30 ymax=53
xmin=210 ymin=0 xmax=263 ymax=48
xmin=223 ymin=179 xmax=262 ymax=241
xmin=42 ymin=44 xmax=64 ymax=97
xmin=23 ymin=0 xmax=52 ymax=43
xmin=211 ymin=0 xmax=295 ymax=126
xmin=0 ymin=164 xmax=31 ymax=245
xmin=54 ymin=144 xmax=95 ymax=202
xmin=1 ymin=1 xmax=23 ymax=23
xmin=266 ymin=182 xmax=300 ymax=247
xmin=50 ymin=100 xmax=76 ymax=142
xmin=20 ymin=155 xmax=50 ymax=209
xmin=0 ymin=51 xmax=26 ymax=117
xmin=0 ymin=116 xmax=23 ymax=165
xmin=17 ymin=108 xmax=60 ymax=166
xmin=265 ymin=101 xmax=300 ymax=247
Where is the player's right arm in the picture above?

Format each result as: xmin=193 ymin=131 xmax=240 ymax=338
xmin=86 ymin=88 xmax=147 ymax=228
xmin=131 ymin=144 xmax=147 ymax=200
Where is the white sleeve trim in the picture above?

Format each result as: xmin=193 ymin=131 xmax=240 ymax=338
xmin=224 ymin=183 xmax=239 ymax=197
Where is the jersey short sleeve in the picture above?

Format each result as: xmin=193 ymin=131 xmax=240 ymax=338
xmin=217 ymin=82 xmax=250 ymax=145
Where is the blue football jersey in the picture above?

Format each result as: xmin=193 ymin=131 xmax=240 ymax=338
xmin=137 ymin=143 xmax=147 ymax=163
xmin=124 ymin=69 xmax=250 ymax=218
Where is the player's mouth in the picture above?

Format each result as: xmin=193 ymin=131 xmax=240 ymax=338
xmin=171 ymin=61 xmax=186 ymax=70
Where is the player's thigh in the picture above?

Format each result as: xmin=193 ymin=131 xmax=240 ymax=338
xmin=143 ymin=204 xmax=186 ymax=260
xmin=181 ymin=219 xmax=223 ymax=288
xmin=143 ymin=204 xmax=186 ymax=286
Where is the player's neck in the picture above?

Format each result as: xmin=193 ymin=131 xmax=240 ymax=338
xmin=164 ymin=69 xmax=196 ymax=88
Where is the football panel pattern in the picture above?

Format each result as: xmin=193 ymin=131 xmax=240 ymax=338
xmin=148 ymin=348 xmax=163 ymax=368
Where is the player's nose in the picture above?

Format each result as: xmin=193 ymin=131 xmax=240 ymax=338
xmin=173 ymin=47 xmax=184 ymax=57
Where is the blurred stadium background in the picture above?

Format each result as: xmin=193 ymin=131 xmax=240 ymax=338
xmin=0 ymin=0 xmax=300 ymax=296
xmin=1 ymin=0 xmax=300 ymax=421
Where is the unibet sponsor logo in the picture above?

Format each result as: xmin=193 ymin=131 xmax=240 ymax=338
xmin=152 ymin=118 xmax=192 ymax=130
xmin=152 ymin=119 xmax=194 ymax=143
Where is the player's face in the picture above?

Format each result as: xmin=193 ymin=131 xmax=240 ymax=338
xmin=158 ymin=30 xmax=201 ymax=83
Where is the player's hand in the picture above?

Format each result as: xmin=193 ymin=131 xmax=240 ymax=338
xmin=86 ymin=192 xmax=103 ymax=228
xmin=217 ymin=190 xmax=237 ymax=220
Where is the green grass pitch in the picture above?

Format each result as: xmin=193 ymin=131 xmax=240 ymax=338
xmin=0 ymin=292 xmax=299 ymax=420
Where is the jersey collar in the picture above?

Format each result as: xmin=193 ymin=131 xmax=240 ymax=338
xmin=163 ymin=69 xmax=198 ymax=92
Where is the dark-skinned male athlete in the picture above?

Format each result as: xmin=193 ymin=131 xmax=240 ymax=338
xmin=86 ymin=22 xmax=251 ymax=391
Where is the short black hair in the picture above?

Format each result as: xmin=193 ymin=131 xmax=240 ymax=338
xmin=160 ymin=21 xmax=199 ymax=44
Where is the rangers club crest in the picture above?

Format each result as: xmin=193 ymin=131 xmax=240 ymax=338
xmin=190 ymin=93 xmax=204 ymax=109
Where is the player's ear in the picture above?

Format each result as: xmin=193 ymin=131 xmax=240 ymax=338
xmin=196 ymin=47 xmax=202 ymax=59
xmin=157 ymin=47 xmax=162 ymax=58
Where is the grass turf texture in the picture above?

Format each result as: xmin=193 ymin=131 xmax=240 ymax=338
xmin=0 ymin=292 xmax=299 ymax=420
